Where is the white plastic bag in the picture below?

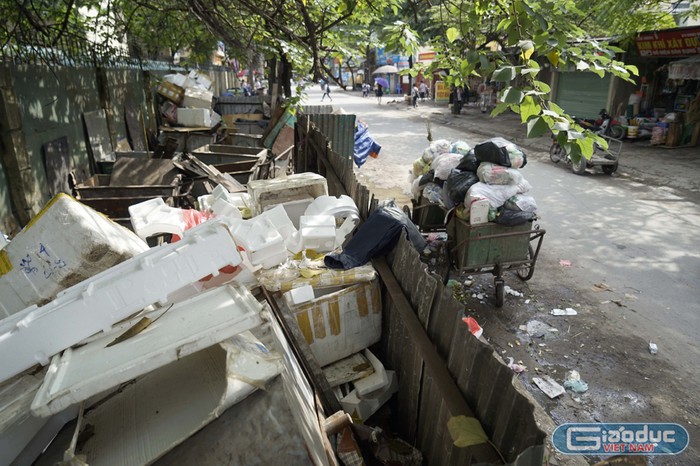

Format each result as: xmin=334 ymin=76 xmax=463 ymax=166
xmin=421 ymin=139 xmax=451 ymax=163
xmin=466 ymin=182 xmax=520 ymax=208
xmin=432 ymin=153 xmax=463 ymax=180
xmin=505 ymin=194 xmax=538 ymax=212
xmin=477 ymin=162 xmax=524 ymax=185
xmin=450 ymin=140 xmax=472 ymax=156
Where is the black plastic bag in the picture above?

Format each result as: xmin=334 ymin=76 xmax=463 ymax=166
xmin=455 ymin=149 xmax=479 ymax=172
xmin=474 ymin=137 xmax=527 ymax=168
xmin=494 ymin=206 xmax=536 ymax=226
xmin=419 ymin=169 xmax=435 ymax=187
xmin=445 ymin=169 xmax=479 ymax=206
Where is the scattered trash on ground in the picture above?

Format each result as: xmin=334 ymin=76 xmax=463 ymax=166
xmin=649 ymin=341 xmax=658 ymax=355
xmin=462 ymin=316 xmax=483 ymax=338
xmin=507 ymin=357 xmax=526 ymax=374
xmin=559 ymin=259 xmax=572 ymax=267
xmin=532 ymin=376 xmax=566 ymax=399
xmin=592 ymin=283 xmax=612 ymax=292
xmin=504 ymin=285 xmax=523 ymax=297
xmin=551 ymin=307 xmax=577 ymax=316
xmin=525 ymin=320 xmax=558 ymax=339
xmin=563 ymin=370 xmax=589 ymax=393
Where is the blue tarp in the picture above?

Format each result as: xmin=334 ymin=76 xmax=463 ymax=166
xmin=354 ymin=120 xmax=381 ymax=167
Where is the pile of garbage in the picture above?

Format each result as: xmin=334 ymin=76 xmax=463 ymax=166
xmin=0 ymin=173 xmax=422 ymax=465
xmin=410 ymin=137 xmax=537 ymax=226
xmin=157 ymin=70 xmax=221 ymax=129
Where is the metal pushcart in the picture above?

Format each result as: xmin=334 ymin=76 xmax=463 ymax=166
xmin=446 ymin=216 xmax=546 ymax=307
xmin=403 ymin=196 xmax=448 ymax=232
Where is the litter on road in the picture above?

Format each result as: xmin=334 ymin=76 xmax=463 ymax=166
xmin=551 ymin=307 xmax=578 ymax=316
xmin=532 ymin=376 xmax=566 ymax=399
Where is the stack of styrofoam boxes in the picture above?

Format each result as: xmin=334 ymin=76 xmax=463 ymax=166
xmin=159 ymin=71 xmax=221 ymax=129
xmin=247 ymin=173 xmax=329 ymax=226
xmin=0 ymin=194 xmax=149 ymax=318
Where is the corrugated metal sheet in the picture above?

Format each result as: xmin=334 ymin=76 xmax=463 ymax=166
xmin=307 ymin=114 xmax=356 ymax=164
xmin=214 ymin=96 xmax=268 ymax=115
xmin=300 ymin=105 xmax=334 ymax=115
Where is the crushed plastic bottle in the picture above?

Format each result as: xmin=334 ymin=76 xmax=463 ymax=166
xmin=649 ymin=341 xmax=658 ymax=355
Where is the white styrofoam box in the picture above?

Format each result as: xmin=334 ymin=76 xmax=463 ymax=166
xmin=72 ymin=337 xmax=279 ymax=466
xmin=188 ymin=70 xmax=213 ymax=91
xmin=230 ymin=216 xmax=288 ymax=269
xmin=470 ymin=199 xmax=490 ymax=225
xmin=31 ymin=283 xmax=262 ymax=417
xmin=199 ymin=185 xmax=252 ymax=212
xmin=0 ymin=369 xmax=78 ymax=466
xmin=292 ymin=279 xmax=382 ymax=367
xmin=353 ymin=349 xmax=389 ymax=396
xmin=259 ymin=205 xmax=297 ymax=238
xmin=0 ymin=219 xmax=242 ymax=383
xmin=341 ymin=371 xmax=397 ymax=422
xmin=257 ymin=204 xmax=302 ymax=253
xmin=129 ymin=197 xmax=187 ymax=240
xmin=182 ymin=87 xmax=214 ymax=109
xmin=0 ymin=232 xmax=7 ymax=250
xmin=0 ymin=194 xmax=148 ymax=318
xmin=284 ymin=285 xmax=315 ymax=307
xmin=163 ymin=73 xmax=188 ymax=88
xmin=177 ymin=107 xmax=211 ymax=127
xmin=299 ymin=215 xmax=336 ymax=252
xmin=247 ymin=173 xmax=328 ymax=217
xmin=304 ymin=195 xmax=359 ymax=218
xmin=210 ymin=109 xmax=221 ymax=127
xmin=212 ymin=198 xmax=243 ymax=220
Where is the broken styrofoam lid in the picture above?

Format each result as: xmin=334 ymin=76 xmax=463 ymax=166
xmin=304 ymin=195 xmax=359 ymax=218
xmin=129 ymin=197 xmax=186 ymax=240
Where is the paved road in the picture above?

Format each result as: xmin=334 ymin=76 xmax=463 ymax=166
xmin=302 ymin=85 xmax=700 ymax=459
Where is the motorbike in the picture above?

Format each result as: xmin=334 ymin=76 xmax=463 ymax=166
xmin=549 ymin=133 xmax=622 ymax=175
xmin=548 ymin=109 xmax=624 ymax=175
xmin=574 ymin=109 xmax=625 ymax=140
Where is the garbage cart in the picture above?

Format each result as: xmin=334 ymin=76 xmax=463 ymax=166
xmin=446 ymin=216 xmax=546 ymax=307
xmin=403 ymin=196 xmax=447 ymax=232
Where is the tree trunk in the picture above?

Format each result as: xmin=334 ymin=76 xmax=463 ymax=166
xmin=281 ymin=53 xmax=292 ymax=98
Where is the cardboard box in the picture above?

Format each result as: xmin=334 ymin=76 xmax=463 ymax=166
xmin=156 ymin=81 xmax=184 ymax=105
xmin=292 ymin=279 xmax=382 ymax=367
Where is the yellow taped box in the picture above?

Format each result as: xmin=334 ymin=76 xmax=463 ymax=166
xmin=293 ymin=279 xmax=382 ymax=367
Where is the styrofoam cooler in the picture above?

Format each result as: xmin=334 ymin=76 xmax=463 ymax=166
xmin=0 ymin=194 xmax=148 ymax=318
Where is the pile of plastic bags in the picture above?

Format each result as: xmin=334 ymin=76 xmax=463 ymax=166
xmin=410 ymin=137 xmax=538 ymax=226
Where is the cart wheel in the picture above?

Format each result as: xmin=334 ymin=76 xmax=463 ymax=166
xmin=549 ymin=143 xmax=563 ymax=163
xmin=516 ymin=245 xmax=536 ymax=281
xmin=495 ymin=279 xmax=505 ymax=307
xmin=602 ymin=163 xmax=618 ymax=175
xmin=571 ymin=155 xmax=587 ymax=175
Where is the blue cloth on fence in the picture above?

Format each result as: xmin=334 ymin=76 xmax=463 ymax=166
xmin=354 ymin=120 xmax=381 ymax=167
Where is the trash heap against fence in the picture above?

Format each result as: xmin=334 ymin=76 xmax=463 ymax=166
xmin=410 ymin=136 xmax=537 ymax=226
xmin=157 ymin=70 xmax=222 ymax=128
xmin=0 ymin=173 xmax=418 ymax=465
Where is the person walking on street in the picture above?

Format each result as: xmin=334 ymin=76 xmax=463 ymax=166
xmin=479 ymin=81 xmax=493 ymax=113
xmin=362 ymin=83 xmax=369 ymax=98
xmin=376 ymin=84 xmax=383 ymax=104
xmin=412 ymin=84 xmax=419 ymax=108
xmin=321 ymin=82 xmax=332 ymax=102
xmin=419 ymin=81 xmax=427 ymax=101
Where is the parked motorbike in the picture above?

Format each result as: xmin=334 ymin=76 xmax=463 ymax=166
xmin=574 ymin=109 xmax=625 ymax=140
xmin=549 ymin=133 xmax=622 ymax=175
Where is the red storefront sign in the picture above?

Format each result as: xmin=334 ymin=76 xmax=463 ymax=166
xmin=636 ymin=27 xmax=700 ymax=57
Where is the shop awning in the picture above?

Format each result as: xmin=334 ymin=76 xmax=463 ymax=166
xmin=668 ymin=55 xmax=700 ymax=80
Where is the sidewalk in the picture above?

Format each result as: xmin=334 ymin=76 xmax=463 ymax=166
xmin=398 ymin=97 xmax=700 ymax=196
